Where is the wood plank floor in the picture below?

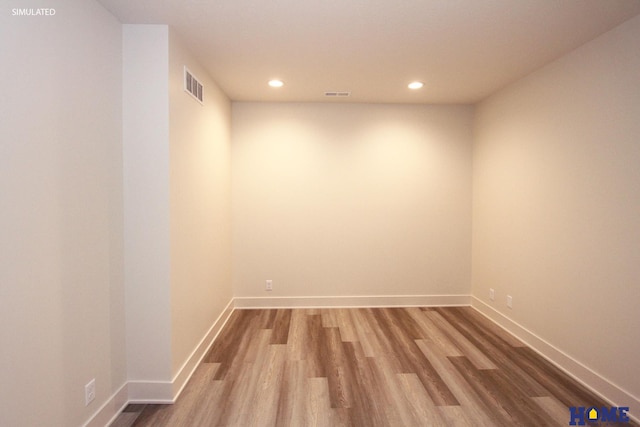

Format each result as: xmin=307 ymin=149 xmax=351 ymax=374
xmin=114 ymin=307 xmax=637 ymax=427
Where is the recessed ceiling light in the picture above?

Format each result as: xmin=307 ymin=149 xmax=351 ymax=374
xmin=408 ymin=81 xmax=424 ymax=90
xmin=268 ymin=79 xmax=284 ymax=88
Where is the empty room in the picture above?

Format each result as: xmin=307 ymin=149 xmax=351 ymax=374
xmin=1 ymin=0 xmax=639 ymax=426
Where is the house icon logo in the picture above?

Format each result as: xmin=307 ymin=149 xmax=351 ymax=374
xmin=569 ymin=406 xmax=631 ymax=425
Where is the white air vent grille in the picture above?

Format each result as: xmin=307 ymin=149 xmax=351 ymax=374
xmin=324 ymin=91 xmax=351 ymax=97
xmin=184 ymin=67 xmax=203 ymax=104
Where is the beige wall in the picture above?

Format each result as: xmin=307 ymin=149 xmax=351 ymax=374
xmin=473 ymin=13 xmax=640 ymax=409
xmin=123 ymin=24 xmax=173 ymax=384
xmin=168 ymin=31 xmax=233 ymax=377
xmin=0 ymin=1 xmax=126 ymax=426
xmin=232 ymin=103 xmax=473 ymax=299
xmin=123 ymin=25 xmax=234 ymax=396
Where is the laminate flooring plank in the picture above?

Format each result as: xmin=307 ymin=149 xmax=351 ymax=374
xmin=306 ymin=314 xmax=328 ymax=378
xmin=531 ymin=396 xmax=573 ymax=426
xmin=424 ymin=310 xmax=497 ymax=370
xmin=304 ymin=377 xmax=341 ymax=427
xmin=204 ymin=309 xmax=259 ymax=362
xmin=335 ymin=308 xmax=359 ymax=342
xmin=215 ymin=329 xmax=273 ymax=426
xmin=433 ymin=308 xmax=550 ymax=397
xmin=395 ymin=372 xmax=450 ymax=427
xmin=479 ymin=366 xmax=559 ymax=426
xmin=448 ymin=356 xmax=520 ymax=427
xmin=320 ymin=309 xmax=339 ymax=328
xmin=371 ymin=308 xmax=459 ymax=406
xmin=186 ymin=378 xmax=229 ymax=426
xmin=341 ymin=341 xmax=388 ymax=427
xmin=257 ymin=308 xmax=278 ymax=329
xmin=348 ymin=308 xmax=392 ymax=358
xmin=437 ymin=405 xmax=477 ymax=427
xmin=247 ymin=344 xmax=287 ymax=427
xmin=161 ymin=363 xmax=220 ymax=427
xmin=454 ymin=306 xmax=526 ymax=348
xmin=405 ymin=307 xmax=464 ymax=357
xmin=510 ymin=346 xmax=611 ymax=408
xmin=385 ymin=307 xmax=428 ymax=340
xmin=109 ymin=412 xmax=139 ymax=427
xmin=130 ymin=404 xmax=172 ymax=427
xmin=287 ymin=308 xmax=308 ymax=361
xmin=130 ymin=364 xmax=221 ymax=427
xmin=366 ymin=356 xmax=420 ymax=426
xmin=320 ymin=326 xmax=352 ymax=408
xmin=415 ymin=340 xmax=501 ymax=427
xmin=365 ymin=355 xmax=408 ymax=426
xmin=205 ymin=309 xmax=262 ymax=379
xmin=269 ymin=309 xmax=292 ymax=344
xmin=275 ymin=359 xmax=306 ymax=426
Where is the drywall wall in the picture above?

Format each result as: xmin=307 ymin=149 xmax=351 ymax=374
xmin=123 ymin=25 xmax=234 ymax=399
xmin=232 ymin=103 xmax=473 ymax=300
xmin=473 ymin=13 xmax=640 ymax=413
xmin=0 ymin=1 xmax=126 ymax=426
xmin=168 ymin=31 xmax=233 ymax=378
xmin=123 ymin=25 xmax=173 ymax=387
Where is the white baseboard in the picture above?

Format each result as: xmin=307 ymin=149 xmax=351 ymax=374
xmin=471 ymin=296 xmax=640 ymax=423
xmin=233 ymin=294 xmax=471 ymax=309
xmin=127 ymin=380 xmax=174 ymax=404
xmin=83 ymin=382 xmax=129 ymax=427
xmin=83 ymin=299 xmax=236 ymax=426
xmin=171 ymin=298 xmax=235 ymax=399
xmin=127 ymin=299 xmax=236 ymax=405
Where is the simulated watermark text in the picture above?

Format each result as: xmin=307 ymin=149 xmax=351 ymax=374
xmin=12 ymin=8 xmax=56 ymax=16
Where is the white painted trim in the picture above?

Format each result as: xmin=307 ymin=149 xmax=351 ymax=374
xmin=471 ymin=296 xmax=640 ymax=423
xmin=82 ymin=382 xmax=128 ymax=427
xmin=171 ymin=299 xmax=235 ymax=399
xmin=126 ymin=298 xmax=236 ymax=404
xmin=127 ymin=380 xmax=174 ymax=403
xmin=233 ymin=294 xmax=471 ymax=309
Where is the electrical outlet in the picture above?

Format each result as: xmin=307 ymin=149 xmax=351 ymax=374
xmin=507 ymin=295 xmax=513 ymax=309
xmin=489 ymin=288 xmax=495 ymax=301
xmin=85 ymin=379 xmax=96 ymax=406
xmin=266 ymin=279 xmax=272 ymax=291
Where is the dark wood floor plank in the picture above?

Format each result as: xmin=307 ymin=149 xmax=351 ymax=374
xmin=448 ymin=356 xmax=520 ymax=427
xmin=434 ymin=307 xmax=550 ymax=397
xmin=321 ymin=326 xmax=353 ymax=409
xmin=454 ymin=306 xmax=527 ymax=348
xmin=424 ymin=309 xmax=497 ymax=369
xmin=511 ymin=346 xmax=614 ymax=409
xmin=415 ymin=340 xmax=506 ymax=427
xmin=115 ymin=307 xmax=639 ymax=427
xmin=341 ymin=341 xmax=388 ymax=427
xmin=269 ymin=308 xmax=292 ymax=344
xmin=480 ymin=367 xmax=559 ymax=426
xmin=371 ymin=308 xmax=459 ymax=406
xmin=305 ymin=313 xmax=328 ymax=378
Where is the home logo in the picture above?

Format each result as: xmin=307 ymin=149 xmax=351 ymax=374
xmin=569 ymin=406 xmax=631 ymax=425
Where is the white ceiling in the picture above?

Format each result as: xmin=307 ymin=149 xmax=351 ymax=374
xmin=98 ymin=0 xmax=640 ymax=104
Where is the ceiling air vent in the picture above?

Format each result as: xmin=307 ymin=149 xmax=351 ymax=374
xmin=324 ymin=91 xmax=351 ymax=97
xmin=184 ymin=67 xmax=203 ymax=104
